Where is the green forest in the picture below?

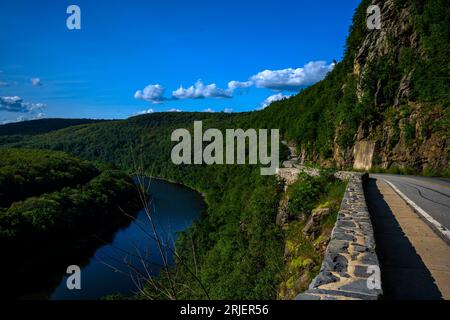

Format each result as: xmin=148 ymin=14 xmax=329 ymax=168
xmin=0 ymin=0 xmax=448 ymax=300
xmin=0 ymin=148 xmax=141 ymax=297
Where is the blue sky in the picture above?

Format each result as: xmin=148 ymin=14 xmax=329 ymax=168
xmin=0 ymin=0 xmax=361 ymax=123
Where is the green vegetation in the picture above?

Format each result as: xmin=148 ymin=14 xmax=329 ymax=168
xmin=0 ymin=168 xmax=140 ymax=246
xmin=0 ymin=148 xmax=140 ymax=246
xmin=242 ymin=0 xmax=449 ymax=173
xmin=0 ymin=119 xmax=287 ymax=299
xmin=0 ymin=148 xmax=99 ymax=207
xmin=287 ymin=171 xmax=345 ymax=219
xmin=279 ymin=172 xmax=347 ymax=299
xmin=170 ymin=170 xmax=284 ymax=299
xmin=0 ymin=148 xmax=141 ymax=297
xmin=0 ymin=118 xmax=106 ymax=136
xmin=0 ymin=0 xmax=447 ymax=299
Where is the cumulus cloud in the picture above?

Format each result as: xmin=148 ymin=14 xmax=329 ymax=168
xmin=134 ymin=79 xmax=252 ymax=104
xmin=202 ymin=108 xmax=215 ymax=113
xmin=134 ymin=60 xmax=334 ymax=105
xmin=172 ymin=80 xmax=232 ymax=100
xmin=28 ymin=103 xmax=46 ymax=110
xmin=0 ymin=96 xmax=47 ymax=113
xmin=224 ymin=108 xmax=233 ymax=113
xmin=250 ymin=61 xmax=335 ymax=91
xmin=260 ymin=93 xmax=292 ymax=109
xmin=167 ymin=108 xmax=182 ymax=112
xmin=0 ymin=96 xmax=30 ymax=112
xmin=135 ymin=108 xmax=155 ymax=115
xmin=227 ymin=80 xmax=252 ymax=91
xmin=31 ymin=78 xmax=43 ymax=86
xmin=1 ymin=112 xmax=45 ymax=125
xmin=134 ymin=84 xmax=166 ymax=104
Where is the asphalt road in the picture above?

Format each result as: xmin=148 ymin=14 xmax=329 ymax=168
xmin=366 ymin=174 xmax=450 ymax=299
xmin=370 ymin=174 xmax=450 ymax=231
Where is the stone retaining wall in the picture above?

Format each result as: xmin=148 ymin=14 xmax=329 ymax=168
xmin=276 ymin=167 xmax=354 ymax=187
xmin=295 ymin=173 xmax=383 ymax=300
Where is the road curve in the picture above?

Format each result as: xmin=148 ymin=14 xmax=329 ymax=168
xmin=370 ymin=174 xmax=450 ymax=232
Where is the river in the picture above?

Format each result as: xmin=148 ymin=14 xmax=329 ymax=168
xmin=49 ymin=178 xmax=205 ymax=300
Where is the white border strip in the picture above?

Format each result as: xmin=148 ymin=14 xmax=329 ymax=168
xmin=383 ymin=179 xmax=450 ymax=241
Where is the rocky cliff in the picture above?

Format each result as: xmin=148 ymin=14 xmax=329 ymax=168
xmin=343 ymin=0 xmax=449 ymax=173
xmin=260 ymin=0 xmax=449 ymax=176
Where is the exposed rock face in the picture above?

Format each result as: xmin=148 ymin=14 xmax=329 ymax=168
xmin=303 ymin=208 xmax=331 ymax=238
xmin=276 ymin=195 xmax=290 ymax=226
xmin=353 ymin=0 xmax=420 ymax=99
xmin=367 ymin=103 xmax=448 ymax=172
xmin=334 ymin=0 xmax=448 ymax=172
xmin=353 ymin=141 xmax=375 ymax=170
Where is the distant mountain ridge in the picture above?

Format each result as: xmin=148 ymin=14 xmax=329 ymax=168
xmin=0 ymin=0 xmax=448 ymax=299
xmin=0 ymin=118 xmax=107 ymax=136
xmin=1 ymin=0 xmax=448 ymax=176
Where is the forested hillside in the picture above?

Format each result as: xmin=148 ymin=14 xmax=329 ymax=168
xmin=251 ymin=0 xmax=449 ymax=175
xmin=0 ymin=148 xmax=99 ymax=207
xmin=0 ymin=148 xmax=141 ymax=297
xmin=5 ymin=114 xmax=287 ymax=299
xmin=0 ymin=118 xmax=108 ymax=146
xmin=0 ymin=0 xmax=448 ymax=299
xmin=0 ymin=118 xmax=107 ymax=136
xmin=2 ymin=1 xmax=448 ymax=175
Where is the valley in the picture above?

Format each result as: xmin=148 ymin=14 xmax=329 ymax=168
xmin=0 ymin=0 xmax=448 ymax=301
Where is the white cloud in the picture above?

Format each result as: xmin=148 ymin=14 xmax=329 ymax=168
xmin=227 ymin=80 xmax=252 ymax=91
xmin=0 ymin=96 xmax=29 ymax=112
xmin=167 ymin=108 xmax=182 ymax=112
xmin=250 ymin=61 xmax=335 ymax=91
xmin=135 ymin=80 xmax=249 ymax=104
xmin=224 ymin=108 xmax=233 ymax=113
xmin=172 ymin=80 xmax=232 ymax=100
xmin=260 ymin=93 xmax=292 ymax=109
xmin=133 ymin=60 xmax=334 ymax=105
xmin=135 ymin=108 xmax=155 ymax=115
xmin=31 ymin=78 xmax=42 ymax=86
xmin=0 ymin=96 xmax=47 ymax=113
xmin=202 ymin=108 xmax=215 ymax=113
xmin=134 ymin=84 xmax=166 ymax=104
xmin=28 ymin=103 xmax=46 ymax=110
xmin=1 ymin=112 xmax=46 ymax=125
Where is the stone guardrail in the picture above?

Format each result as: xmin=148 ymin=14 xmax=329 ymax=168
xmin=295 ymin=173 xmax=383 ymax=300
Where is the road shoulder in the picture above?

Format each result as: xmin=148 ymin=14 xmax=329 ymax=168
xmin=366 ymin=178 xmax=450 ymax=299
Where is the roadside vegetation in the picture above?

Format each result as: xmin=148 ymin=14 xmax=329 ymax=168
xmin=0 ymin=148 xmax=141 ymax=297
xmin=278 ymin=172 xmax=347 ymax=299
xmin=0 ymin=0 xmax=446 ymax=300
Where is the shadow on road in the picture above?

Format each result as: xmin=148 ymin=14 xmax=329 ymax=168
xmin=365 ymin=178 xmax=443 ymax=300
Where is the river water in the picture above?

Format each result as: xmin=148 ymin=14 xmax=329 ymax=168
xmin=50 ymin=178 xmax=205 ymax=300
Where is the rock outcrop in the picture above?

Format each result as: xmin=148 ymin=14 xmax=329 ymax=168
xmin=302 ymin=208 xmax=331 ymax=238
xmin=340 ymin=0 xmax=448 ymax=172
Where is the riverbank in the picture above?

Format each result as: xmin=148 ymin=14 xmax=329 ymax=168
xmin=50 ymin=177 xmax=205 ymax=300
xmin=149 ymin=175 xmax=208 ymax=203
